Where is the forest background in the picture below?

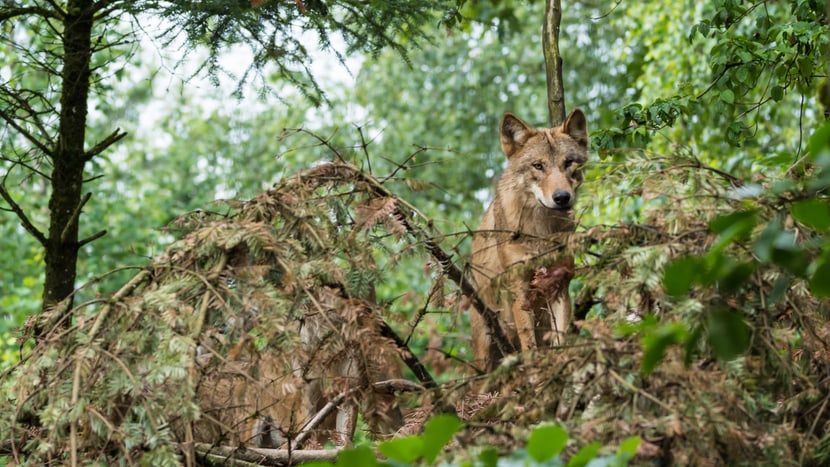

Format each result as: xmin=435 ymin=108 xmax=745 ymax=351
xmin=2 ymin=0 xmax=830 ymax=465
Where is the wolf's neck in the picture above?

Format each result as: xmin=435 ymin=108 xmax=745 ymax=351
xmin=494 ymin=190 xmax=574 ymax=237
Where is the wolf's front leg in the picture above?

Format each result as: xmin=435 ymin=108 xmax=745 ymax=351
xmin=511 ymin=285 xmax=537 ymax=352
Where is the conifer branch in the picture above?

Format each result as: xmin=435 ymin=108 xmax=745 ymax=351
xmin=0 ymin=184 xmax=47 ymax=246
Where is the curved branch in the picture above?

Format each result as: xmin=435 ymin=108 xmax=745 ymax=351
xmin=0 ymin=109 xmax=56 ymax=159
xmin=0 ymin=184 xmax=47 ymax=245
xmin=0 ymin=6 xmax=63 ymax=22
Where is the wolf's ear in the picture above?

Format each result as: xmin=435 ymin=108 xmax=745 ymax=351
xmin=500 ymin=113 xmax=535 ymax=158
xmin=563 ymin=108 xmax=588 ymax=147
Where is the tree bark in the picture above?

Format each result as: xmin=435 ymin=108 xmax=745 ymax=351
xmin=42 ymin=0 xmax=94 ymax=312
xmin=543 ymin=0 xmax=565 ymax=126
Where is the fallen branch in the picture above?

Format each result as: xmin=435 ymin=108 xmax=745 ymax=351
xmin=194 ymin=443 xmax=341 ymax=466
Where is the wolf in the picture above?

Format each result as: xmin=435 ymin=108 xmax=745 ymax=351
xmin=469 ymin=109 xmax=588 ymax=371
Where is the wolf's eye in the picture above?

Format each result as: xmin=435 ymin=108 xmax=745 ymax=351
xmin=564 ymin=158 xmax=575 ymax=168
xmin=532 ymin=162 xmax=544 ymax=171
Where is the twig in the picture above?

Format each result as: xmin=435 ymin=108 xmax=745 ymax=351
xmin=292 ymin=378 xmax=424 ymax=450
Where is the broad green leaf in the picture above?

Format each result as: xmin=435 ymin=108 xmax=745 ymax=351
xmin=335 ymin=446 xmax=378 ymax=467
xmin=791 ymin=199 xmax=830 ymax=232
xmin=708 ymin=210 xmax=757 ymax=254
xmin=771 ymin=244 xmax=810 ymax=277
xmin=616 ymin=436 xmax=641 ymax=458
xmin=641 ymin=323 xmax=687 ymax=374
xmin=808 ymin=121 xmax=830 ymax=159
xmin=421 ymin=414 xmax=464 ymax=464
xmin=752 ymin=218 xmax=783 ymax=263
xmin=720 ymin=89 xmax=735 ymax=104
xmin=568 ymin=442 xmax=602 ymax=467
xmin=770 ymin=85 xmax=784 ymax=101
xmin=708 ymin=310 xmax=750 ymax=361
xmin=662 ymin=256 xmax=702 ymax=296
xmin=714 ymin=257 xmax=756 ymax=294
xmin=527 ymin=424 xmax=568 ymax=462
xmin=378 ymin=436 xmax=423 ymax=464
xmin=479 ymin=447 xmax=499 ymax=467
xmin=809 ymin=260 xmax=830 ymax=298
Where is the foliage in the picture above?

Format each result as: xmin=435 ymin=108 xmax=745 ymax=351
xmin=141 ymin=0 xmax=461 ymax=103
xmin=303 ymin=416 xmax=639 ymax=466
xmin=2 ymin=0 xmax=830 ymax=465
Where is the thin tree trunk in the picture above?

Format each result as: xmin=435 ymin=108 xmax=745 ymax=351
xmin=42 ymin=0 xmax=94 ymax=312
xmin=543 ymin=0 xmax=565 ymax=126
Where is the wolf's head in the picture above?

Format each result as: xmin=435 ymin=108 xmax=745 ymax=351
xmin=499 ymin=109 xmax=588 ymax=211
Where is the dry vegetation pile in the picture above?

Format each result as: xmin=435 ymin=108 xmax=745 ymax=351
xmin=1 ymin=148 xmax=829 ymax=466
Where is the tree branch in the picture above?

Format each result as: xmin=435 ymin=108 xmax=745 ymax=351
xmin=78 ymin=229 xmax=107 ymax=247
xmin=0 ymin=6 xmax=63 ymax=22
xmin=84 ymin=128 xmax=127 ymax=161
xmin=193 ymin=444 xmax=341 ymax=466
xmin=0 ymin=109 xmax=56 ymax=158
xmin=61 ymin=192 xmax=92 ymax=243
xmin=543 ymin=0 xmax=566 ymax=126
xmin=0 ymin=184 xmax=47 ymax=245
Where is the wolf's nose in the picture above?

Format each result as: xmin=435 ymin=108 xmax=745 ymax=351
xmin=553 ymin=190 xmax=571 ymax=207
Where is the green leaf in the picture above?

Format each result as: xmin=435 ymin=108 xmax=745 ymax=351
xmin=720 ymin=89 xmax=735 ymax=104
xmin=617 ymin=436 xmax=641 ymax=459
xmin=713 ymin=257 xmax=756 ymax=294
xmin=708 ymin=210 xmax=757 ymax=254
xmin=378 ymin=436 xmax=423 ymax=464
xmin=662 ymin=256 xmax=702 ymax=296
xmin=708 ymin=310 xmax=750 ymax=361
xmin=770 ymin=238 xmax=810 ymax=277
xmin=479 ymin=447 xmax=499 ymax=467
xmin=527 ymin=424 xmax=568 ymax=463
xmin=334 ymin=446 xmax=378 ymax=467
xmin=808 ymin=121 xmax=830 ymax=159
xmin=770 ymin=85 xmax=784 ymax=101
xmin=568 ymin=442 xmax=601 ymax=467
xmin=810 ymin=260 xmax=830 ymax=298
xmin=752 ymin=218 xmax=782 ymax=263
xmin=641 ymin=323 xmax=687 ymax=374
xmin=709 ymin=210 xmax=757 ymax=236
xmin=421 ymin=414 xmax=464 ymax=464
xmin=791 ymin=199 xmax=830 ymax=232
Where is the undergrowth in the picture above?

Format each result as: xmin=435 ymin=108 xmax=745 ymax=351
xmin=1 ymin=124 xmax=829 ymax=465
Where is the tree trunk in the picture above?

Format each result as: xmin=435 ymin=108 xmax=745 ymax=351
xmin=543 ymin=0 xmax=565 ymax=126
xmin=42 ymin=0 xmax=94 ymax=312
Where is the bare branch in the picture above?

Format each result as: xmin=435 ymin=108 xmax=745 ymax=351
xmin=78 ymin=230 xmax=107 ymax=248
xmin=0 ymin=184 xmax=47 ymax=245
xmin=192 ymin=444 xmax=341 ymax=466
xmin=0 ymin=109 xmax=55 ymax=158
xmin=0 ymin=6 xmax=63 ymax=22
xmin=61 ymin=192 xmax=92 ymax=243
xmin=84 ymin=128 xmax=127 ymax=161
